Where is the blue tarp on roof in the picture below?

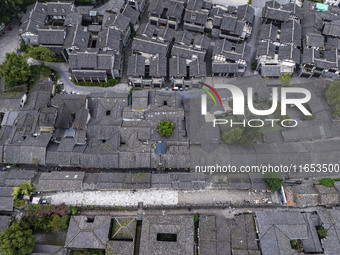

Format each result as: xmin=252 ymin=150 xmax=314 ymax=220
xmin=156 ymin=142 xmax=166 ymax=154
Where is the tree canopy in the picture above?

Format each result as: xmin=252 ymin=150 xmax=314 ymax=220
xmin=221 ymin=127 xmax=243 ymax=144
xmin=0 ymin=0 xmax=40 ymax=24
xmin=264 ymin=172 xmax=283 ymax=191
xmin=0 ymin=52 xmax=31 ymax=90
xmin=221 ymin=126 xmax=261 ymax=146
xmin=159 ymin=121 xmax=174 ymax=137
xmin=326 ymin=81 xmax=340 ymax=105
xmin=279 ymin=73 xmax=292 ymax=87
xmin=0 ymin=222 xmax=35 ymax=255
xmin=28 ymin=46 xmax=56 ymax=62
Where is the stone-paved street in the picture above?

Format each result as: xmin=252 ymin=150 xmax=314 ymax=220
xmin=45 ymin=188 xmax=270 ymax=207
xmin=0 ymin=21 xmax=20 ymax=64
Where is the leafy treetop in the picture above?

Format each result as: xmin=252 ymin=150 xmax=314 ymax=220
xmin=0 ymin=52 xmax=31 ymax=90
xmin=159 ymin=121 xmax=174 ymax=137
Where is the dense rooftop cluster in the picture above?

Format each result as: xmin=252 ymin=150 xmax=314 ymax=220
xmin=256 ymin=0 xmax=340 ymax=78
xmin=0 ymin=81 xmax=189 ymax=168
xmin=128 ymin=0 xmax=255 ymax=88
xmin=20 ymin=0 xmax=255 ymax=88
xmin=19 ymin=0 xmax=144 ymax=82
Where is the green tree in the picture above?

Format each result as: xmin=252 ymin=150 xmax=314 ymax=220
xmin=0 ymin=222 xmax=35 ymax=255
xmin=0 ymin=52 xmax=31 ymax=90
xmin=264 ymin=172 xmax=283 ymax=191
xmin=12 ymin=181 xmax=34 ymax=201
xmin=28 ymin=46 xmax=55 ymax=62
xmin=221 ymin=128 xmax=243 ymax=144
xmin=0 ymin=0 xmax=23 ymax=24
xmin=279 ymin=73 xmax=292 ymax=87
xmin=61 ymin=215 xmax=70 ymax=230
xmin=159 ymin=121 xmax=174 ymax=137
xmin=239 ymin=126 xmax=261 ymax=146
xmin=326 ymin=81 xmax=340 ymax=105
xmin=221 ymin=126 xmax=261 ymax=146
xmin=49 ymin=214 xmax=62 ymax=232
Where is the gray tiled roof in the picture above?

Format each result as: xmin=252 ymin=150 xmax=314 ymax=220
xmin=220 ymin=15 xmax=237 ymax=32
xmin=189 ymin=59 xmax=207 ymax=77
xmin=175 ymin=30 xmax=194 ymax=45
xmin=132 ymin=37 xmax=169 ymax=56
xmin=237 ymin=4 xmax=254 ymax=24
xmin=64 ymin=12 xmax=82 ymax=26
xmin=148 ymin=0 xmax=184 ymax=20
xmin=169 ymin=56 xmax=187 ymax=77
xmin=63 ymin=24 xmax=90 ymax=50
xmin=260 ymin=65 xmax=281 ymax=77
xmin=278 ymin=45 xmax=300 ymax=64
xmin=97 ymin=27 xmax=121 ymax=51
xmin=256 ymin=211 xmax=308 ymax=255
xmin=149 ymin=56 xmax=167 ymax=77
xmin=213 ymin=39 xmax=251 ymax=62
xmin=139 ymin=215 xmax=194 ymax=255
xmin=323 ymin=21 xmax=340 ymax=37
xmin=259 ymin=23 xmax=278 ymax=42
xmin=280 ymin=20 xmax=301 ymax=47
xmin=305 ymin=32 xmax=324 ymax=48
xmin=184 ymin=10 xmax=208 ymax=25
xmin=127 ymin=55 xmax=146 ymax=77
xmin=172 ymin=44 xmax=206 ymax=60
xmin=122 ymin=4 xmax=140 ymax=25
xmin=38 ymin=28 xmax=65 ymax=45
xmin=257 ymin=41 xmax=275 ymax=58
xmin=46 ymin=2 xmax=74 ymax=16
xmin=263 ymin=6 xmax=290 ymax=22
xmin=186 ymin=0 xmax=204 ymax=11
xmin=212 ymin=62 xmax=239 ymax=74
xmin=65 ymin=216 xmax=111 ymax=249
xmin=104 ymin=13 xmax=130 ymax=32
xmin=282 ymin=2 xmax=302 ymax=19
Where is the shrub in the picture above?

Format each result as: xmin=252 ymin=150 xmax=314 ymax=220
xmin=318 ymin=178 xmax=335 ymax=187
xmin=20 ymin=40 xmax=30 ymax=53
xmin=159 ymin=121 xmax=174 ymax=137
xmin=326 ymin=81 xmax=340 ymax=105
xmin=251 ymin=61 xmax=257 ymax=71
xmin=317 ymin=226 xmax=327 ymax=239
xmin=264 ymin=172 xmax=283 ymax=191
xmin=290 ymin=240 xmax=300 ymax=250
xmin=61 ymin=215 xmax=70 ymax=230
xmin=49 ymin=214 xmax=62 ymax=232
xmin=279 ymin=73 xmax=292 ymax=87
xmin=70 ymin=207 xmax=78 ymax=215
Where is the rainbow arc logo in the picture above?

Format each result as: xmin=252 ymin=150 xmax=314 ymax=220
xmin=200 ymin=83 xmax=223 ymax=115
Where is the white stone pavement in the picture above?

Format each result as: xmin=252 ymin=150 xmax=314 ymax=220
xmin=45 ymin=188 xmax=271 ymax=207
xmin=47 ymin=190 xmax=179 ymax=207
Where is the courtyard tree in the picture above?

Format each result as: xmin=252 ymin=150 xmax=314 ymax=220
xmin=0 ymin=222 xmax=35 ymax=255
xmin=264 ymin=172 xmax=283 ymax=191
xmin=159 ymin=121 xmax=174 ymax=137
xmin=12 ymin=181 xmax=34 ymax=207
xmin=221 ymin=126 xmax=261 ymax=146
xmin=279 ymin=73 xmax=292 ymax=87
xmin=28 ymin=46 xmax=56 ymax=62
xmin=221 ymin=127 xmax=243 ymax=144
xmin=0 ymin=52 xmax=31 ymax=90
xmin=326 ymin=80 xmax=340 ymax=105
